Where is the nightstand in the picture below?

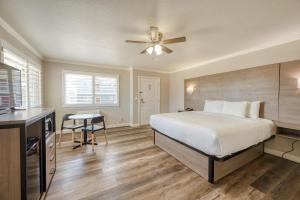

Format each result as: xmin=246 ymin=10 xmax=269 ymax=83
xmin=275 ymin=121 xmax=300 ymax=141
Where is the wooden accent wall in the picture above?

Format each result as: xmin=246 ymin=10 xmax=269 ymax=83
xmin=184 ymin=64 xmax=280 ymax=120
xmin=279 ymin=60 xmax=300 ymax=125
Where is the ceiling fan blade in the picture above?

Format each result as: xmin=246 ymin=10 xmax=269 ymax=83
xmin=162 ymin=37 xmax=186 ymax=44
xmin=140 ymin=48 xmax=147 ymax=54
xmin=126 ymin=40 xmax=148 ymax=44
xmin=161 ymin=45 xmax=173 ymax=54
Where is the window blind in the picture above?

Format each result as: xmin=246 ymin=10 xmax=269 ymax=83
xmin=64 ymin=73 xmax=93 ymax=105
xmin=63 ymin=72 xmax=119 ymax=106
xmin=3 ymin=48 xmax=28 ymax=108
xmin=95 ymin=76 xmax=118 ymax=105
xmin=0 ymin=69 xmax=10 ymax=107
xmin=2 ymin=47 xmax=42 ymax=108
xmin=28 ymin=65 xmax=41 ymax=107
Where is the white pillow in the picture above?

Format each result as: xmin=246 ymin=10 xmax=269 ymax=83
xmin=222 ymin=101 xmax=248 ymax=118
xmin=204 ymin=100 xmax=224 ymax=113
xmin=247 ymin=101 xmax=261 ymax=119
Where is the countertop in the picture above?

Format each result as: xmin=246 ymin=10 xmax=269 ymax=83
xmin=0 ymin=108 xmax=55 ymax=125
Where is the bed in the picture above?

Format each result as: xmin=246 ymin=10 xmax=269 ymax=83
xmin=150 ymin=111 xmax=276 ymax=183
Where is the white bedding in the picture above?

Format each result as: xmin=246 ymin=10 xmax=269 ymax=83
xmin=150 ymin=111 xmax=275 ymax=158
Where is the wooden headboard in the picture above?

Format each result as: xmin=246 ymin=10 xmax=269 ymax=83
xmin=184 ymin=64 xmax=280 ymax=120
xmin=279 ymin=60 xmax=300 ymax=125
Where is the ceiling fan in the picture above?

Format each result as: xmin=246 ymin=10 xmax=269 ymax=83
xmin=125 ymin=26 xmax=186 ymax=56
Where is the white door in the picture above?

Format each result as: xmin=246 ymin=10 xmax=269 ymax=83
xmin=138 ymin=76 xmax=160 ymax=125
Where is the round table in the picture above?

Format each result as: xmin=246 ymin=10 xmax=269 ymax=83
xmin=69 ymin=113 xmax=101 ymax=149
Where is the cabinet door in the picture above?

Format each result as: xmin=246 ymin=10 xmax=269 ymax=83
xmin=0 ymin=128 xmax=21 ymax=200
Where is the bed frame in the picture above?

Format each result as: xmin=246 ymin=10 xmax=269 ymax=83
xmin=154 ymin=64 xmax=279 ymax=183
xmin=153 ymin=129 xmax=274 ymax=183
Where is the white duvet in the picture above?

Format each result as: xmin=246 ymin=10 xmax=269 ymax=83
xmin=150 ymin=111 xmax=275 ymax=158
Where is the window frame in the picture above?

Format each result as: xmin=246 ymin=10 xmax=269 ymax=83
xmin=62 ymin=70 xmax=119 ymax=107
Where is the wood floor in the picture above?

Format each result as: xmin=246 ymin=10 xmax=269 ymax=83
xmin=47 ymin=126 xmax=300 ymax=200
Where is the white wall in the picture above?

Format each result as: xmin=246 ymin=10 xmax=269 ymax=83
xmin=43 ymin=61 xmax=169 ymax=129
xmin=0 ymin=24 xmax=42 ymax=66
xmin=43 ymin=61 xmax=131 ymax=128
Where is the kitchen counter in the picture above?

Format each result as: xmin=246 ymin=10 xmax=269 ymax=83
xmin=0 ymin=108 xmax=56 ymax=200
xmin=0 ymin=108 xmax=55 ymax=125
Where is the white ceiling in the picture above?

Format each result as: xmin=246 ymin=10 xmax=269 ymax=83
xmin=1 ymin=0 xmax=300 ymax=72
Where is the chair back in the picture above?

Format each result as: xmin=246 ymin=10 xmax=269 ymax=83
xmin=91 ymin=116 xmax=106 ymax=129
xmin=61 ymin=113 xmax=74 ymax=130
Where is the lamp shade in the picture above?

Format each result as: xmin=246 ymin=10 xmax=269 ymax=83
xmin=154 ymin=44 xmax=162 ymax=55
xmin=146 ymin=46 xmax=153 ymax=55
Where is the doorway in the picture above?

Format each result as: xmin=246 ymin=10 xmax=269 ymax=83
xmin=138 ymin=76 xmax=160 ymax=125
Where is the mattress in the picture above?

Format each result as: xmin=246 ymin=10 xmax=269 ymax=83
xmin=150 ymin=111 xmax=275 ymax=158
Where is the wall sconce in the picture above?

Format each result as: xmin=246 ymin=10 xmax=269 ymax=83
xmin=187 ymin=86 xmax=194 ymax=95
xmin=298 ymin=78 xmax=300 ymax=89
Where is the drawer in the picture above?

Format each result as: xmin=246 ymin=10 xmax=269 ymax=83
xmin=46 ymin=133 xmax=55 ymax=154
xmin=46 ymin=150 xmax=56 ymax=189
xmin=46 ymin=133 xmax=56 ymax=190
xmin=46 ymin=165 xmax=55 ymax=189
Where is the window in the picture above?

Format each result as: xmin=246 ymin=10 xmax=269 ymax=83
xmin=3 ymin=48 xmax=28 ymax=108
xmin=63 ymin=71 xmax=119 ymax=106
xmin=95 ymin=76 xmax=118 ymax=105
xmin=0 ymin=69 xmax=10 ymax=107
xmin=64 ymin=73 xmax=93 ymax=105
xmin=2 ymin=48 xmax=42 ymax=108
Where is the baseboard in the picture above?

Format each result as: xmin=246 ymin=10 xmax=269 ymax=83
xmin=106 ymin=123 xmax=131 ymax=128
xmin=265 ymin=147 xmax=300 ymax=163
xmin=107 ymin=123 xmax=142 ymax=128
xmin=130 ymin=123 xmax=140 ymax=127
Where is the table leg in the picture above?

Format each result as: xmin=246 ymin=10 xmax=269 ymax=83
xmin=73 ymin=118 xmax=98 ymax=149
xmin=84 ymin=119 xmax=88 ymax=143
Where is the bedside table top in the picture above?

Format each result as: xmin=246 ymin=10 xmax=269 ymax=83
xmin=275 ymin=121 xmax=300 ymax=141
xmin=274 ymin=121 xmax=300 ymax=130
xmin=178 ymin=109 xmax=194 ymax=112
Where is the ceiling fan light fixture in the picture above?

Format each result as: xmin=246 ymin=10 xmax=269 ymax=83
xmin=126 ymin=26 xmax=186 ymax=55
xmin=146 ymin=46 xmax=154 ymax=55
xmin=154 ymin=44 xmax=162 ymax=55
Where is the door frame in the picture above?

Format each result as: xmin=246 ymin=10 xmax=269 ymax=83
xmin=137 ymin=76 xmax=160 ymax=126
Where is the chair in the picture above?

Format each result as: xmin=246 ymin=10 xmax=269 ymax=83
xmin=81 ymin=116 xmax=107 ymax=151
xmin=59 ymin=114 xmax=84 ymax=144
